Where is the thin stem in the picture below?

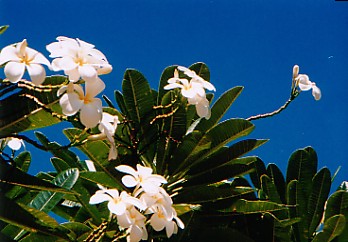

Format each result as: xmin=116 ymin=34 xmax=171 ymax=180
xmin=246 ymin=89 xmax=300 ymax=121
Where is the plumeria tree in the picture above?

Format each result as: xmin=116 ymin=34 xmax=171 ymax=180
xmin=0 ymin=25 xmax=347 ymax=242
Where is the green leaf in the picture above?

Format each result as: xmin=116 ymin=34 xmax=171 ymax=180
xmin=189 ymin=139 xmax=267 ymax=174
xmin=226 ymin=199 xmax=289 ymax=215
xmin=249 ymin=157 xmax=267 ymax=189
xmin=184 ymin=157 xmax=257 ymax=187
xmin=0 ymin=76 xmax=67 ymax=135
xmin=313 ymin=215 xmax=346 ymax=242
xmin=122 ymin=69 xmax=154 ymax=127
xmin=308 ymin=168 xmax=331 ymax=237
xmin=261 ymin=174 xmax=282 ymax=204
xmin=189 ymin=62 xmax=210 ymax=82
xmin=14 ymin=151 xmax=31 ymax=173
xmin=267 ymin=163 xmax=286 ymax=203
xmin=195 ymin=86 xmax=244 ymax=133
xmin=0 ymin=162 xmax=74 ymax=195
xmin=173 ymin=118 xmax=254 ymax=175
xmin=174 ymin=182 xmax=254 ymax=204
xmin=157 ymin=65 xmax=177 ymax=103
xmin=50 ymin=157 xmax=70 ymax=173
xmin=0 ymin=193 xmax=66 ymax=240
xmin=79 ymin=171 xmax=123 ymax=190
xmin=0 ymin=25 xmax=9 ymax=35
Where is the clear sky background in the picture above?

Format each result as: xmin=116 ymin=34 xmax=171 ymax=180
xmin=1 ymin=0 xmax=347 ymax=192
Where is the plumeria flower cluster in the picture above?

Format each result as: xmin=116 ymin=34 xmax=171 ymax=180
xmin=293 ymin=65 xmax=321 ymax=101
xmin=46 ymin=36 xmax=113 ymax=128
xmin=164 ymin=66 xmax=216 ymax=119
xmin=0 ymin=37 xmax=117 ymax=159
xmin=89 ymin=164 xmax=184 ymax=242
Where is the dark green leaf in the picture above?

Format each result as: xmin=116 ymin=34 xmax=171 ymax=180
xmin=313 ymin=215 xmax=346 ymax=242
xmin=261 ymin=174 xmax=282 ymax=203
xmin=0 ymin=25 xmax=9 ymax=35
xmin=308 ymin=168 xmax=331 ymax=237
xmin=79 ymin=171 xmax=123 ymax=190
xmin=196 ymin=86 xmax=244 ymax=133
xmin=267 ymin=163 xmax=286 ymax=203
xmin=0 ymin=76 xmax=67 ymax=135
xmin=249 ymin=157 xmax=267 ymax=189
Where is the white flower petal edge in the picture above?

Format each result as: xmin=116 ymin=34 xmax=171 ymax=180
xmin=293 ymin=65 xmax=322 ymax=101
xmin=0 ymin=39 xmax=50 ymax=85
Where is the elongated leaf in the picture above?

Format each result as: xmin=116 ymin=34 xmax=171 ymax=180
xmin=174 ymin=183 xmax=254 ymax=204
xmin=226 ymin=199 xmax=289 ymax=215
xmin=325 ymin=190 xmax=348 ymax=242
xmin=173 ymin=118 xmax=254 ymax=175
xmin=189 ymin=139 xmax=267 ymax=174
xmin=184 ymin=157 xmax=257 ymax=187
xmin=0 ymin=162 xmax=74 ymax=194
xmin=7 ymin=169 xmax=79 ymax=240
xmin=286 ymin=147 xmax=317 ymax=200
xmin=261 ymin=174 xmax=282 ymax=204
xmin=79 ymin=171 xmax=123 ymax=190
xmin=0 ymin=25 xmax=9 ymax=34
xmin=50 ymin=157 xmax=70 ymax=173
xmin=267 ymin=163 xmax=286 ymax=203
xmin=122 ymin=69 xmax=154 ymax=126
xmin=249 ymin=157 xmax=267 ymax=189
xmin=0 ymin=76 xmax=67 ymax=135
xmin=0 ymin=193 xmax=67 ymax=240
xmin=308 ymin=168 xmax=331 ymax=237
xmin=157 ymin=65 xmax=177 ymax=103
xmin=189 ymin=62 xmax=210 ymax=82
xmin=313 ymin=215 xmax=346 ymax=242
xmin=14 ymin=151 xmax=31 ymax=172
xmin=196 ymin=86 xmax=244 ymax=133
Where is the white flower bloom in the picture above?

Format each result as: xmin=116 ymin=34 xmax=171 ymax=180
xmin=98 ymin=112 xmax=120 ymax=160
xmin=89 ymin=189 xmax=146 ymax=216
xmin=140 ymin=187 xmax=173 ymax=216
xmin=1 ymin=137 xmax=25 ymax=151
xmin=164 ymin=66 xmax=215 ymax=119
xmin=293 ymin=65 xmax=321 ymax=101
xmin=117 ymin=206 xmax=148 ymax=242
xmin=46 ymin=36 xmax=112 ymax=82
xmin=116 ymin=164 xmax=167 ymax=195
xmin=0 ymin=39 xmax=50 ymax=85
xmin=149 ymin=206 xmax=185 ymax=238
xmin=58 ymin=77 xmax=105 ymax=128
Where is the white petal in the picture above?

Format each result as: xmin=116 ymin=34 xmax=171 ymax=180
xmin=293 ymin=65 xmax=299 ymax=78
xmin=122 ymin=175 xmax=139 ymax=187
xmin=108 ymin=144 xmax=118 ymax=160
xmin=57 ymin=85 xmax=68 ymax=97
xmin=163 ymin=83 xmax=182 ymax=90
xmin=312 ymin=84 xmax=321 ymax=100
xmin=201 ymin=80 xmax=216 ymax=91
xmin=105 ymin=189 xmax=119 ymax=198
xmin=32 ymin=52 xmax=50 ymax=66
xmin=59 ymin=93 xmax=83 ymax=116
xmin=150 ymin=213 xmax=165 ymax=231
xmin=175 ymin=216 xmax=185 ymax=229
xmin=117 ymin=212 xmax=132 ymax=228
xmin=181 ymin=88 xmax=198 ymax=99
xmin=116 ymin=165 xmax=137 ymax=176
xmin=80 ymin=101 xmax=102 ymax=128
xmin=196 ymin=98 xmax=211 ymax=119
xmin=7 ymin=138 xmax=23 ymax=150
xmin=129 ymin=225 xmax=144 ymax=242
xmin=148 ymin=174 xmax=168 ymax=184
xmin=27 ymin=64 xmax=46 ymax=85
xmin=79 ymin=64 xmax=98 ymax=82
xmin=56 ymin=56 xmax=77 ymax=71
xmin=108 ymin=200 xmax=126 ymax=215
xmin=4 ymin=61 xmax=25 ymax=83
xmin=89 ymin=192 xmax=111 ymax=204
xmin=136 ymin=164 xmax=153 ymax=177
xmin=166 ymin=221 xmax=175 ymax=238
xmin=0 ymin=45 xmax=19 ymax=65
xmin=86 ymin=77 xmax=105 ymax=98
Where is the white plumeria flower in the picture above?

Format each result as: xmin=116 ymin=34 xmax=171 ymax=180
xmin=2 ymin=137 xmax=25 ymax=151
xmin=46 ymin=36 xmax=112 ymax=82
xmin=149 ymin=205 xmax=185 ymax=238
xmin=293 ymin=65 xmax=321 ymax=101
xmin=164 ymin=66 xmax=215 ymax=119
xmin=116 ymin=164 xmax=167 ymax=195
xmin=188 ymin=94 xmax=211 ymax=119
xmin=140 ymin=187 xmax=173 ymax=216
xmin=0 ymin=39 xmax=50 ymax=85
xmin=89 ymin=189 xmax=146 ymax=216
xmin=98 ymin=112 xmax=119 ymax=160
xmin=58 ymin=77 xmax=105 ymax=128
xmin=117 ymin=206 xmax=148 ymax=242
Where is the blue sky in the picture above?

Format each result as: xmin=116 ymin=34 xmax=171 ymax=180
xmin=1 ymin=0 xmax=348 ymax=191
